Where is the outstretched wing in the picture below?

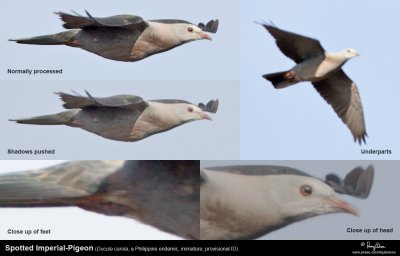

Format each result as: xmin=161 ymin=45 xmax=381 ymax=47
xmin=198 ymin=99 xmax=219 ymax=113
xmin=260 ymin=22 xmax=325 ymax=63
xmin=56 ymin=10 xmax=148 ymax=30
xmin=198 ymin=19 xmax=219 ymax=33
xmin=56 ymin=91 xmax=148 ymax=110
xmin=325 ymin=165 xmax=374 ymax=199
xmin=0 ymin=161 xmax=124 ymax=207
xmin=313 ymin=70 xmax=367 ymax=144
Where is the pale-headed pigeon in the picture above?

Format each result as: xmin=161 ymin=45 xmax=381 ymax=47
xmin=0 ymin=160 xmax=200 ymax=239
xmin=200 ymin=165 xmax=374 ymax=240
xmin=9 ymin=11 xmax=219 ymax=62
xmin=261 ymin=23 xmax=367 ymax=144
xmin=9 ymin=91 xmax=219 ymax=142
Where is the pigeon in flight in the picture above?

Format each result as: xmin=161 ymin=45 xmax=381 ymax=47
xmin=10 ymin=91 xmax=219 ymax=142
xmin=9 ymin=11 xmax=219 ymax=62
xmin=201 ymin=164 xmax=374 ymax=240
xmin=0 ymin=160 xmax=200 ymax=239
xmin=261 ymin=23 xmax=367 ymax=144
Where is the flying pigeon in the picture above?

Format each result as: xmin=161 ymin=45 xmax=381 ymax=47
xmin=0 ymin=160 xmax=200 ymax=239
xmin=261 ymin=23 xmax=367 ymax=144
xmin=200 ymin=164 xmax=374 ymax=240
xmin=9 ymin=91 xmax=219 ymax=142
xmin=9 ymin=11 xmax=219 ymax=62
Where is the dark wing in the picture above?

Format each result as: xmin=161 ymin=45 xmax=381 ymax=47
xmin=198 ymin=99 xmax=219 ymax=113
xmin=56 ymin=10 xmax=148 ymax=30
xmin=56 ymin=91 xmax=148 ymax=110
xmin=325 ymin=165 xmax=374 ymax=199
xmin=0 ymin=161 xmax=123 ymax=207
xmin=202 ymin=165 xmax=310 ymax=177
xmin=313 ymin=70 xmax=367 ymax=144
xmin=261 ymin=23 xmax=325 ymax=63
xmin=198 ymin=19 xmax=219 ymax=33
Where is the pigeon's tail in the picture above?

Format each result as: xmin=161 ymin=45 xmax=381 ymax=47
xmin=9 ymin=30 xmax=79 ymax=45
xmin=0 ymin=171 xmax=82 ymax=208
xmin=263 ymin=71 xmax=298 ymax=89
xmin=9 ymin=110 xmax=79 ymax=125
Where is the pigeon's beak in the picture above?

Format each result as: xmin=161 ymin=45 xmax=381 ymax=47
xmin=201 ymin=113 xmax=212 ymax=121
xmin=200 ymin=32 xmax=212 ymax=41
xmin=328 ymin=196 xmax=360 ymax=216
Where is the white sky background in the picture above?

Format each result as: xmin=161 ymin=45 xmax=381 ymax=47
xmin=240 ymin=0 xmax=400 ymax=159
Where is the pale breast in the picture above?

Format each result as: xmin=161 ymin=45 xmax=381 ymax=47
xmin=130 ymin=22 xmax=178 ymax=60
xmin=129 ymin=102 xmax=178 ymax=140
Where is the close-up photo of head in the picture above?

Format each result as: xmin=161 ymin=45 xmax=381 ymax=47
xmin=200 ymin=160 xmax=399 ymax=240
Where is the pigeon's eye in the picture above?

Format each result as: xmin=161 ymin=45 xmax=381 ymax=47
xmin=188 ymin=27 xmax=194 ymax=32
xmin=300 ymin=185 xmax=313 ymax=196
xmin=188 ymin=107 xmax=193 ymax=112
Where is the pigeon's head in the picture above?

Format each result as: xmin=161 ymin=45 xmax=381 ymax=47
xmin=174 ymin=23 xmax=212 ymax=42
xmin=341 ymin=48 xmax=360 ymax=59
xmin=277 ymin=175 xmax=359 ymax=223
xmin=174 ymin=103 xmax=212 ymax=122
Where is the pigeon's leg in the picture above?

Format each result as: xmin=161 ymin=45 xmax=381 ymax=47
xmin=284 ymin=71 xmax=296 ymax=80
xmin=65 ymin=40 xmax=81 ymax=47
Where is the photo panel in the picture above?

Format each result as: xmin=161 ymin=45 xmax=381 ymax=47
xmin=1 ymin=0 xmax=239 ymax=81
xmin=0 ymin=80 xmax=239 ymax=160
xmin=240 ymin=0 xmax=399 ymax=160
xmin=201 ymin=160 xmax=399 ymax=240
xmin=0 ymin=160 xmax=397 ymax=240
